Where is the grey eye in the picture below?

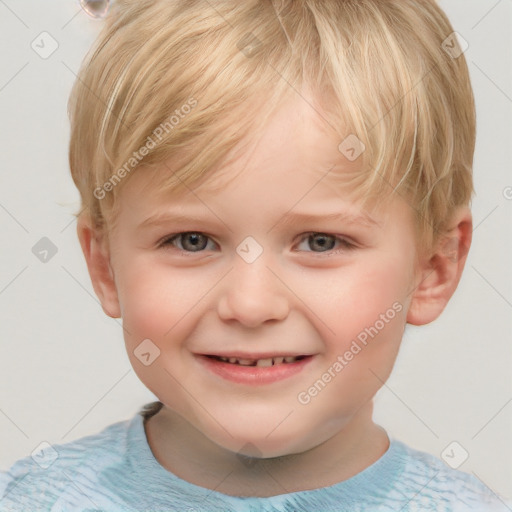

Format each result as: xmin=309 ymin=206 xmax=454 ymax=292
xmin=79 ymin=0 xmax=111 ymax=19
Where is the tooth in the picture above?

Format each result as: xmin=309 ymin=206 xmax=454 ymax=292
xmin=284 ymin=356 xmax=297 ymax=363
xmin=237 ymin=358 xmax=254 ymax=366
xmin=219 ymin=357 xmax=228 ymax=362
xmin=256 ymin=358 xmax=273 ymax=367
xmin=273 ymin=357 xmax=284 ymax=365
xmin=229 ymin=358 xmax=237 ymax=364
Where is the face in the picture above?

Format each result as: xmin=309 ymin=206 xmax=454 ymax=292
xmin=104 ymin=95 xmax=420 ymax=457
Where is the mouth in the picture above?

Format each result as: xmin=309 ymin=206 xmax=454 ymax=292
xmin=197 ymin=353 xmax=315 ymax=385
xmin=204 ymin=354 xmax=308 ymax=367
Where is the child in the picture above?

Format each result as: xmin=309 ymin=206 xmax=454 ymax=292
xmin=1 ymin=0 xmax=509 ymax=510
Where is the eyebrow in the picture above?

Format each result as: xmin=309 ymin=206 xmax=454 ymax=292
xmin=137 ymin=209 xmax=381 ymax=231
xmin=137 ymin=212 xmax=229 ymax=230
xmin=272 ymin=210 xmax=381 ymax=231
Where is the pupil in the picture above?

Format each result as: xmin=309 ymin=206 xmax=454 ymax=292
xmin=184 ymin=233 xmax=206 ymax=251
xmin=311 ymin=234 xmax=334 ymax=252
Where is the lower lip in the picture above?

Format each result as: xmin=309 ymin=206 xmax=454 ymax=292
xmin=197 ymin=355 xmax=314 ymax=385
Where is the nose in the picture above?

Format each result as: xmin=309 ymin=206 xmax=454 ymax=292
xmin=217 ymin=256 xmax=290 ymax=328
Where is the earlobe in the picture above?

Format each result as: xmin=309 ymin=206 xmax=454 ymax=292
xmin=406 ymin=207 xmax=472 ymax=326
xmin=76 ymin=214 xmax=121 ymax=319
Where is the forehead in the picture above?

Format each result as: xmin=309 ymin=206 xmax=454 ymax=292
xmin=122 ymin=94 xmax=364 ymax=206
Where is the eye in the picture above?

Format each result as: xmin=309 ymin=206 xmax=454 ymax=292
xmin=296 ymin=232 xmax=356 ymax=254
xmin=158 ymin=232 xmax=217 ymax=253
xmin=157 ymin=231 xmax=356 ymax=255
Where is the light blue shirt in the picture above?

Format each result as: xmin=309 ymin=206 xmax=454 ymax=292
xmin=0 ymin=408 xmax=508 ymax=511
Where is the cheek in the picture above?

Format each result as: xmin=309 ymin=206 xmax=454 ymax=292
xmin=320 ymin=261 xmax=410 ymax=328
xmin=117 ymin=261 xmax=208 ymax=343
xmin=302 ymin=258 xmax=410 ymax=355
xmin=117 ymin=262 xmax=209 ymax=411
xmin=294 ymin=262 xmax=409 ymax=418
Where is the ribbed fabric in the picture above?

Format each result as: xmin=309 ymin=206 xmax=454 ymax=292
xmin=0 ymin=408 xmax=508 ymax=511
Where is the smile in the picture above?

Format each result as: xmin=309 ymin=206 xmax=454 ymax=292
xmin=207 ymin=355 xmax=307 ymax=366
xmin=197 ymin=354 xmax=314 ymax=385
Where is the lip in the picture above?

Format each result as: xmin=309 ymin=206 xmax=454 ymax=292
xmin=196 ymin=354 xmax=315 ymax=385
xmin=199 ymin=352 xmax=311 ymax=360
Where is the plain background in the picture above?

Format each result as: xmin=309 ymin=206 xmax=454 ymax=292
xmin=0 ymin=0 xmax=511 ymax=501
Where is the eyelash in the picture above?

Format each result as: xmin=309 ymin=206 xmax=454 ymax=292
xmin=157 ymin=232 xmax=357 ymax=257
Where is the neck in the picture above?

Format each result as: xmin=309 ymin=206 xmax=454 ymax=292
xmin=144 ymin=402 xmax=389 ymax=497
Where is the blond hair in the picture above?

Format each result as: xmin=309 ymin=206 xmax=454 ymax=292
xmin=68 ymin=0 xmax=475 ymax=253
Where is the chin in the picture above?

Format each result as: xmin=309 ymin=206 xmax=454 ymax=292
xmin=204 ymin=422 xmax=315 ymax=459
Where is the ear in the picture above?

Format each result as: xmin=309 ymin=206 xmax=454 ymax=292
xmin=76 ymin=214 xmax=121 ymax=318
xmin=407 ymin=207 xmax=472 ymax=326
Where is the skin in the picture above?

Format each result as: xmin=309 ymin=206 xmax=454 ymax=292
xmin=78 ymin=94 xmax=472 ymax=497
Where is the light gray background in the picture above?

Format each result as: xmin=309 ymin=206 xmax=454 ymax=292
xmin=0 ymin=0 xmax=511 ymax=501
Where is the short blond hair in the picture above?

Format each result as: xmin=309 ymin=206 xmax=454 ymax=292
xmin=68 ymin=0 xmax=475 ymax=253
